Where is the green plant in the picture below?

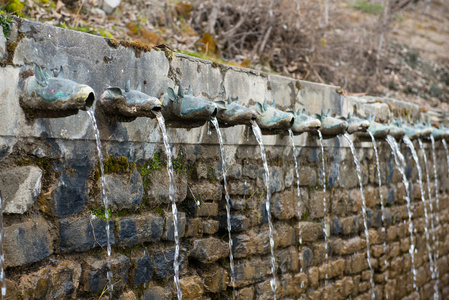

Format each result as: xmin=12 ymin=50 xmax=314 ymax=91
xmin=0 ymin=11 xmax=13 ymax=38
xmin=348 ymin=1 xmax=383 ymax=15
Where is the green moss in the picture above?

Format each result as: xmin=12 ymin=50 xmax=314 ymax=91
xmin=3 ymin=0 xmax=24 ymax=14
xmin=103 ymin=155 xmax=136 ymax=174
xmin=90 ymin=206 xmax=112 ymax=220
xmin=60 ymin=23 xmax=115 ymax=39
xmin=348 ymin=1 xmax=383 ymax=15
xmin=301 ymin=209 xmax=309 ymax=221
xmin=206 ymin=166 xmax=217 ymax=182
xmin=138 ymin=151 xmax=164 ymax=190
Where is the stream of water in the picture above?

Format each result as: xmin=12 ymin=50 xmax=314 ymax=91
xmin=288 ymin=129 xmax=301 ymax=198
xmin=418 ymin=137 xmax=438 ymax=297
xmin=386 ymin=135 xmax=418 ymax=295
xmin=401 ymin=136 xmax=436 ymax=291
xmin=430 ymin=136 xmax=440 ymax=299
xmin=368 ymin=131 xmax=389 ymax=298
xmin=316 ymin=130 xmax=329 ymax=283
xmin=211 ymin=117 xmax=236 ymax=299
xmin=343 ymin=133 xmax=375 ymax=299
xmin=87 ymin=109 xmax=113 ymax=295
xmin=251 ymin=120 xmax=277 ymax=299
xmin=156 ymin=114 xmax=182 ymax=300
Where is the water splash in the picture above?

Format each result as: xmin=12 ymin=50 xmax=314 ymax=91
xmin=368 ymin=131 xmax=389 ymax=298
xmin=430 ymin=136 xmax=440 ymax=298
xmin=386 ymin=135 xmax=418 ymax=295
xmin=316 ymin=130 xmax=329 ymax=283
xmin=156 ymin=114 xmax=182 ymax=300
xmin=211 ymin=117 xmax=236 ymax=299
xmin=288 ymin=130 xmax=301 ymax=198
xmin=343 ymin=133 xmax=375 ymax=299
xmin=250 ymin=120 xmax=277 ymax=299
xmin=401 ymin=137 xmax=436 ymax=290
xmin=87 ymin=109 xmax=113 ymax=295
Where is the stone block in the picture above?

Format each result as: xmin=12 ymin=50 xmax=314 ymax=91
xmin=202 ymin=219 xmax=219 ymax=234
xmin=201 ymin=264 xmax=228 ymax=293
xmin=0 ymin=166 xmax=42 ymax=214
xmin=236 ymin=287 xmax=255 ymax=299
xmin=4 ymin=217 xmax=53 ymax=267
xmin=180 ymin=275 xmax=204 ymax=300
xmin=0 ymin=27 xmax=5 ymax=58
xmin=319 ymin=258 xmax=345 ymax=280
xmin=119 ymin=291 xmax=138 ymax=300
xmin=147 ymin=169 xmax=187 ymax=204
xmin=153 ymin=248 xmax=187 ymax=280
xmin=39 ymin=159 xmax=91 ymax=218
xmin=309 ymin=190 xmax=330 ymax=219
xmin=296 ymin=221 xmax=323 ymax=242
xmin=116 ymin=213 xmax=163 ymax=246
xmin=163 ymin=212 xmax=186 ymax=241
xmin=308 ymin=266 xmax=319 ymax=287
xmin=218 ymin=214 xmax=249 ymax=232
xmin=59 ymin=215 xmax=115 ymax=253
xmin=132 ymin=253 xmax=154 ymax=286
xmin=188 ymin=182 xmax=222 ymax=202
xmin=341 ymin=237 xmax=365 ymax=255
xmin=277 ymin=246 xmax=299 ymax=273
xmin=143 ymin=284 xmax=173 ymax=300
xmin=185 ymin=218 xmax=202 ymax=237
xmin=272 ymin=190 xmax=297 ymax=220
xmin=189 ymin=237 xmax=229 ymax=263
xmin=81 ymin=254 xmax=129 ymax=293
xmin=105 ymin=169 xmax=143 ymax=210
xmin=233 ymin=258 xmax=271 ymax=287
xmin=332 ymin=189 xmax=348 ymax=216
xmin=300 ymin=247 xmax=314 ymax=269
xmin=348 ymin=189 xmax=363 ymax=213
xmin=196 ymin=202 xmax=219 ymax=217
xmin=20 ymin=260 xmax=81 ymax=299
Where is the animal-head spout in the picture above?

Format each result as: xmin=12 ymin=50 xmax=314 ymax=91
xmin=20 ymin=64 xmax=96 ymax=118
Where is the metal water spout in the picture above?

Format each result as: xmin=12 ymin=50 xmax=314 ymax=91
xmin=214 ymin=96 xmax=257 ymax=127
xmin=415 ymin=122 xmax=433 ymax=140
xmin=401 ymin=121 xmax=422 ymax=140
xmin=312 ymin=109 xmax=348 ymax=137
xmin=356 ymin=115 xmax=390 ymax=139
xmin=289 ymin=108 xmax=321 ymax=135
xmin=432 ymin=125 xmax=449 ymax=140
xmin=98 ymin=80 xmax=162 ymax=122
xmin=388 ymin=121 xmax=406 ymax=140
xmin=20 ymin=64 xmax=95 ymax=119
xmin=161 ymin=84 xmax=218 ymax=128
xmin=254 ymin=99 xmax=295 ymax=134
xmin=341 ymin=113 xmax=370 ymax=134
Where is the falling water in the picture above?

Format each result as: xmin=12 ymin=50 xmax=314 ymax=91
xmin=430 ymin=136 xmax=441 ymax=298
xmin=343 ymin=133 xmax=375 ymax=299
xmin=156 ymin=114 xmax=182 ymax=300
xmin=288 ymin=130 xmax=301 ymax=198
xmin=250 ymin=120 xmax=277 ymax=299
xmin=401 ymin=137 xmax=436 ymax=289
xmin=211 ymin=117 xmax=236 ymax=298
xmin=442 ymin=139 xmax=449 ymax=169
xmin=317 ymin=130 xmax=329 ymax=283
xmin=87 ymin=109 xmax=113 ymax=294
xmin=418 ymin=137 xmax=439 ymax=296
xmin=368 ymin=131 xmax=389 ymax=298
xmin=386 ymin=135 xmax=418 ymax=295
xmin=0 ymin=193 xmax=5 ymax=299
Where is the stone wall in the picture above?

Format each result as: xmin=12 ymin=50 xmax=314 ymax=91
xmin=1 ymin=17 xmax=449 ymax=299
